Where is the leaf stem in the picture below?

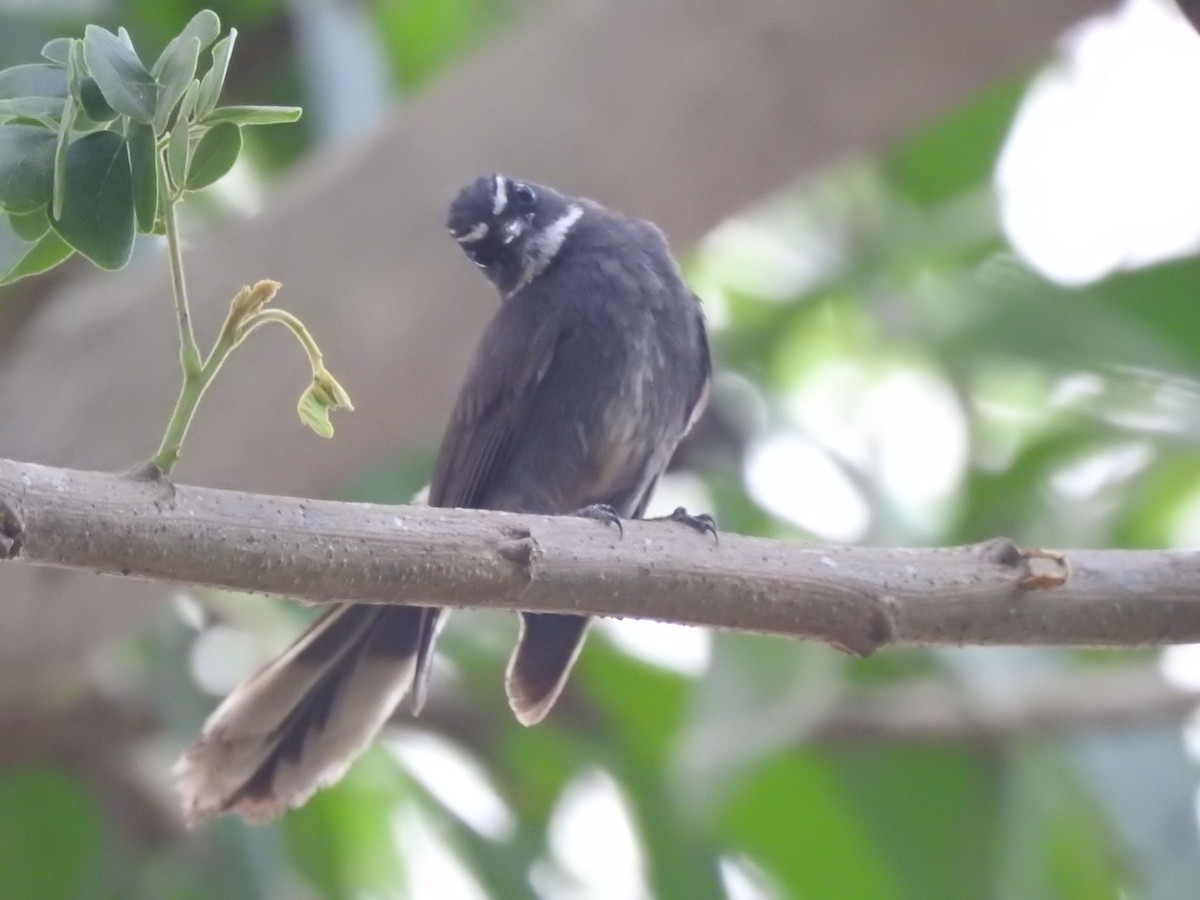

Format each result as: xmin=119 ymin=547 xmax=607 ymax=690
xmin=163 ymin=190 xmax=201 ymax=375
xmin=152 ymin=168 xmax=208 ymax=473
xmin=240 ymin=308 xmax=323 ymax=372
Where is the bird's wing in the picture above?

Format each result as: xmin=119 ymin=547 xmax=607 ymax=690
xmin=683 ymin=293 xmax=713 ymax=437
xmin=428 ymin=302 xmax=564 ymax=509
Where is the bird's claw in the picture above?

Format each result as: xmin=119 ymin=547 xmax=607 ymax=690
xmin=573 ymin=503 xmax=623 ymax=538
xmin=661 ymin=506 xmax=718 ymax=544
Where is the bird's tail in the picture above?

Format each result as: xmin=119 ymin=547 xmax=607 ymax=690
xmin=176 ymin=603 xmax=437 ymax=823
xmin=506 ymin=612 xmax=590 ymax=725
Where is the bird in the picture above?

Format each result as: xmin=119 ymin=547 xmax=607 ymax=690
xmin=176 ymin=174 xmax=713 ymax=823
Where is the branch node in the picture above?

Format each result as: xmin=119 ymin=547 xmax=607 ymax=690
xmin=835 ymin=593 xmax=898 ymax=657
xmin=0 ymin=496 xmax=25 ymax=559
xmin=496 ymin=536 xmax=539 ymax=579
xmin=124 ymin=459 xmax=177 ymax=507
xmin=973 ymin=536 xmax=1024 ymax=569
xmin=1019 ymin=548 xmax=1071 ymax=591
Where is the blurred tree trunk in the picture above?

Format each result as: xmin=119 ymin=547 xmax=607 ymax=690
xmin=0 ymin=0 xmax=1103 ymax=710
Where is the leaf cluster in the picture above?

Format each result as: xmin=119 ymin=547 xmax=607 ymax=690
xmin=0 ymin=10 xmax=299 ymax=284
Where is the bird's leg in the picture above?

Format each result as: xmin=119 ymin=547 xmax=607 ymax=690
xmin=572 ymin=503 xmax=623 ymax=538
xmin=652 ymin=506 xmax=718 ymax=543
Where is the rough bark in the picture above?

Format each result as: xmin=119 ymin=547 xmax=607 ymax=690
xmin=7 ymin=458 xmax=1199 ymax=658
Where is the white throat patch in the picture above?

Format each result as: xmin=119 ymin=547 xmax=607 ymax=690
xmin=507 ymin=204 xmax=584 ymax=298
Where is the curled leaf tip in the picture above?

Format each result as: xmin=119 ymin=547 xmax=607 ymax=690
xmin=298 ymin=367 xmax=353 ymax=437
xmin=229 ymin=279 xmax=279 ymax=321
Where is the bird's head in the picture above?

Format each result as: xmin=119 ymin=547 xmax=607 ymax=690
xmin=447 ymin=174 xmax=584 ymax=296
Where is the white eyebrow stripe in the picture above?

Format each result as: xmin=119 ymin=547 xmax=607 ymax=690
xmin=453 ymin=222 xmax=489 ymax=244
xmin=492 ymin=175 xmax=508 ymax=215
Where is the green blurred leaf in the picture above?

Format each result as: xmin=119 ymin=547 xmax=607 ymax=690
xmin=375 ymin=0 xmax=511 ymax=90
xmin=128 ymin=121 xmax=158 ymax=233
xmin=196 ymin=31 xmax=236 ymax=120
xmin=0 ymin=63 xmax=68 ymax=100
xmin=995 ymin=747 xmax=1124 ymax=900
xmin=722 ymin=751 xmax=902 ymax=899
xmin=78 ymin=77 xmax=119 ymax=122
xmin=153 ymin=37 xmax=201 ymax=135
xmin=282 ymin=748 xmax=406 ymax=899
xmin=676 ymin=636 xmax=845 ymax=811
xmin=827 ymin=745 xmax=1002 ymax=900
xmin=577 ymin=634 xmax=690 ymax=762
xmin=83 ymin=24 xmax=157 ymax=124
xmin=201 ymin=105 xmax=302 ymax=127
xmin=886 ymin=76 xmax=1028 ymax=206
xmin=49 ymin=130 xmax=135 ymax=270
xmin=0 ymin=124 xmax=56 ymax=213
xmin=185 ymin=121 xmax=240 ymax=190
xmin=0 ymin=767 xmax=103 ymax=898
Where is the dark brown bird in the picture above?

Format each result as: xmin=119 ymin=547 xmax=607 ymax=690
xmin=177 ymin=175 xmax=712 ymax=822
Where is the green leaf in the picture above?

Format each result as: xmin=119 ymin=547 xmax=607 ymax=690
xmin=152 ymin=9 xmax=221 ymax=79
xmin=49 ymin=130 xmax=135 ymax=270
xmin=0 ymin=224 xmax=72 ymax=285
xmin=128 ymin=122 xmax=157 ymax=233
xmin=176 ymin=79 xmax=200 ymax=126
xmin=0 ymin=97 xmax=63 ymax=127
xmin=78 ymin=77 xmax=119 ymax=122
xmin=196 ymin=30 xmax=236 ymax=120
xmin=0 ymin=64 xmax=68 ymax=100
xmin=9 ymin=205 xmax=49 ymax=241
xmin=82 ymin=25 xmax=156 ymax=124
xmin=201 ymin=104 xmax=302 ymax=127
xmin=0 ymin=768 xmax=102 ymax=899
xmin=40 ymin=38 xmax=72 ymax=66
xmin=298 ymin=368 xmax=354 ymax=437
xmin=0 ymin=125 xmax=56 ymax=213
xmin=152 ymin=37 xmax=201 ymax=136
xmin=185 ymin=121 xmax=240 ymax=190
xmin=166 ymin=115 xmax=189 ymax=190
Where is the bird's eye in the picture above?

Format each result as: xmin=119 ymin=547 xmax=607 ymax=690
xmin=512 ymin=182 xmax=536 ymax=206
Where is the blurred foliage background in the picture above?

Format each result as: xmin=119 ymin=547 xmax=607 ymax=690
xmin=3 ymin=0 xmax=1200 ymax=898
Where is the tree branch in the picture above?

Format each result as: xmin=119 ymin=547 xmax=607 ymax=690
xmin=4 ymin=457 xmax=1199 ymax=656
xmin=811 ymin=664 xmax=1197 ymax=743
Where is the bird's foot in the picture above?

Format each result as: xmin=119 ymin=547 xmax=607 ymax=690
xmin=573 ymin=503 xmax=623 ymax=538
xmin=654 ymin=506 xmax=718 ymax=543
